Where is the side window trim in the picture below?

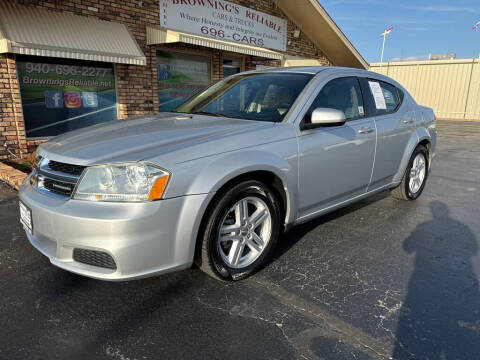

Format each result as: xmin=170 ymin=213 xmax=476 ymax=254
xmin=359 ymin=77 xmax=376 ymax=117
xmin=360 ymin=77 xmax=403 ymax=117
xmin=354 ymin=76 xmax=366 ymax=120
xmin=344 ymin=77 xmax=365 ymax=122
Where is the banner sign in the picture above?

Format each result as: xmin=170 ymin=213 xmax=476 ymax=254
xmin=160 ymin=0 xmax=287 ymax=51
xmin=17 ymin=58 xmax=117 ymax=138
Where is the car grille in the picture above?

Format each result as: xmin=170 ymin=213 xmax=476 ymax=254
xmin=33 ymin=158 xmax=85 ymax=199
xmin=42 ymin=177 xmax=76 ymax=196
xmin=48 ymin=160 xmax=86 ymax=176
xmin=73 ymin=249 xmax=117 ymax=270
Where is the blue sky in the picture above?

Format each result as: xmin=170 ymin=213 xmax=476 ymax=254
xmin=320 ymin=0 xmax=480 ymax=63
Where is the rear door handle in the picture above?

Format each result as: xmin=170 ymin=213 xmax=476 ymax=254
xmin=358 ymin=127 xmax=374 ymax=134
xmin=403 ymin=118 xmax=414 ymax=124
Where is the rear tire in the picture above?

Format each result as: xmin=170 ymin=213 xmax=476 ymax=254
xmin=391 ymin=145 xmax=429 ymax=201
xmin=196 ymin=180 xmax=282 ymax=281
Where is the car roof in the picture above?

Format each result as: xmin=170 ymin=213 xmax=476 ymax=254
xmin=248 ymin=66 xmax=329 ymax=74
xmin=244 ymin=66 xmax=378 ymax=76
xmin=240 ymin=66 xmax=410 ymax=99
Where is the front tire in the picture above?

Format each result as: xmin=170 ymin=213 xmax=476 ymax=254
xmin=196 ymin=180 xmax=282 ymax=281
xmin=391 ymin=145 xmax=429 ymax=200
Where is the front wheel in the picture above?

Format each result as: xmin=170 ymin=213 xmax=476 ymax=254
xmin=391 ymin=145 xmax=429 ymax=200
xmin=196 ymin=180 xmax=282 ymax=281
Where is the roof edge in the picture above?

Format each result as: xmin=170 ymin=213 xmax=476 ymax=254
xmin=274 ymin=0 xmax=368 ymax=69
xmin=306 ymin=0 xmax=368 ymax=69
xmin=371 ymin=58 xmax=480 ymax=67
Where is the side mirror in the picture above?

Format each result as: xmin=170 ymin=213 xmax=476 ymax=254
xmin=301 ymin=108 xmax=346 ymax=130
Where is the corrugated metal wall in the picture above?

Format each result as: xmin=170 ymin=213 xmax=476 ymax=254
xmin=370 ymin=59 xmax=480 ymax=120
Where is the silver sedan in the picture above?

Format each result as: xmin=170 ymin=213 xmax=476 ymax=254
xmin=19 ymin=67 xmax=436 ymax=281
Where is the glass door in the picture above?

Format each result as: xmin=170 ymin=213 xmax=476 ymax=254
xmin=222 ymin=57 xmax=242 ymax=78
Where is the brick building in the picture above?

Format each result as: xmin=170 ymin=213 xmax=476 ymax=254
xmin=0 ymin=0 xmax=366 ymax=159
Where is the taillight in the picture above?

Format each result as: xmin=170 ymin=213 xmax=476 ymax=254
xmin=433 ymin=114 xmax=437 ymax=128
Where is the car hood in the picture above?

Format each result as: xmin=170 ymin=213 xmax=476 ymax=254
xmin=37 ymin=113 xmax=278 ymax=165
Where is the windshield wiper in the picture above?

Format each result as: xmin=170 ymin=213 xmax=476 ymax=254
xmin=192 ymin=111 xmax=225 ymax=117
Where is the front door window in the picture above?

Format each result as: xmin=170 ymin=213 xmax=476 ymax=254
xmin=307 ymin=77 xmax=364 ymax=121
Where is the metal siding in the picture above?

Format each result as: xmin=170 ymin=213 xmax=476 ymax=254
xmin=466 ymin=62 xmax=480 ymax=119
xmin=0 ymin=3 xmax=145 ymax=65
xmin=371 ymin=59 xmax=480 ymax=119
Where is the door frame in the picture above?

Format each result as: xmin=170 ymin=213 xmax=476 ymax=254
xmin=293 ymin=70 xmax=378 ymax=220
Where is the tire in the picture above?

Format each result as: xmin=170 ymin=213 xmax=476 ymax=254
xmin=196 ymin=180 xmax=282 ymax=281
xmin=391 ymin=145 xmax=429 ymax=201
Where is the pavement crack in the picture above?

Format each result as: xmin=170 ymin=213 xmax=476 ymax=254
xmin=195 ymin=290 xmax=300 ymax=358
xmin=251 ymin=277 xmax=393 ymax=360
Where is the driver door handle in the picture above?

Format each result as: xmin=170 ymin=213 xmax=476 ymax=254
xmin=358 ymin=126 xmax=374 ymax=134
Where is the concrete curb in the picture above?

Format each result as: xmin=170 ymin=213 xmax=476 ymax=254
xmin=0 ymin=162 xmax=28 ymax=190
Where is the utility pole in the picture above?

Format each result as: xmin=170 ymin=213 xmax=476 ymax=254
xmin=380 ymin=27 xmax=393 ymax=64
xmin=380 ymin=33 xmax=387 ymax=63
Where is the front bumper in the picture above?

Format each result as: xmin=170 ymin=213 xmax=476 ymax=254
xmin=19 ymin=179 xmax=208 ymax=281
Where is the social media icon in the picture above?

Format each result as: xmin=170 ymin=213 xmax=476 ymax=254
xmin=44 ymin=90 xmax=63 ymax=108
xmin=82 ymin=92 xmax=98 ymax=108
xmin=64 ymin=91 xmax=82 ymax=108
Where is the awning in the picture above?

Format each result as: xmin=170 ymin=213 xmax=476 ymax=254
xmin=147 ymin=26 xmax=283 ymax=60
xmin=282 ymin=55 xmax=326 ymax=67
xmin=0 ymin=3 xmax=146 ymax=65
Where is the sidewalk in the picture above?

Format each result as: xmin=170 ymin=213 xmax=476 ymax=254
xmin=0 ymin=162 xmax=28 ymax=190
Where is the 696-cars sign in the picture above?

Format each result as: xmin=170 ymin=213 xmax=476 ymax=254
xmin=160 ymin=0 xmax=287 ymax=51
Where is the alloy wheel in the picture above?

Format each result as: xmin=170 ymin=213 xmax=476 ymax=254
xmin=409 ymin=153 xmax=426 ymax=194
xmin=217 ymin=197 xmax=272 ymax=269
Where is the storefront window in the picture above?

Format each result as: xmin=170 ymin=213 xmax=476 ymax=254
xmin=157 ymin=51 xmax=211 ymax=112
xmin=17 ymin=56 xmax=117 ymax=138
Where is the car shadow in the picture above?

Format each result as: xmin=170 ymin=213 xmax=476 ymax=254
xmin=271 ymin=191 xmax=391 ymax=262
xmin=392 ymin=201 xmax=480 ymax=359
xmin=64 ymin=275 xmax=200 ymax=360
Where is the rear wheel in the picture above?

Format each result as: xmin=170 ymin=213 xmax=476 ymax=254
xmin=196 ymin=180 xmax=282 ymax=281
xmin=391 ymin=145 xmax=429 ymax=200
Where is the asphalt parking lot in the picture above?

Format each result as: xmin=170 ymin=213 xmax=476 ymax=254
xmin=1 ymin=120 xmax=479 ymax=360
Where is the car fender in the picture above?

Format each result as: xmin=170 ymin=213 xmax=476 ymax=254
xmin=175 ymin=148 xmax=298 ymax=264
xmin=191 ymin=148 xmax=297 ymax=219
xmin=393 ymin=127 xmax=431 ymax=184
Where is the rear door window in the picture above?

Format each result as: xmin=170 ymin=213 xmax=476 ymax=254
xmin=379 ymin=81 xmax=400 ymax=112
xmin=362 ymin=78 xmax=401 ymax=116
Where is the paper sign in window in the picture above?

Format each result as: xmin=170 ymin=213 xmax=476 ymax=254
xmin=368 ymin=81 xmax=387 ymax=110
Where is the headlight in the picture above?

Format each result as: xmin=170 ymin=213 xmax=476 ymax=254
xmin=73 ymin=163 xmax=170 ymax=202
xmin=33 ymin=153 xmax=42 ymax=169
xmin=30 ymin=154 xmax=42 ymax=186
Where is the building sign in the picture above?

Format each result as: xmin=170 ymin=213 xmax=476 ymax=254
xmin=17 ymin=58 xmax=117 ymax=138
xmin=157 ymin=51 xmax=211 ymax=112
xmin=160 ymin=0 xmax=287 ymax=51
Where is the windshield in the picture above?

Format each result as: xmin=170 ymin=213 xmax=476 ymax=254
xmin=174 ymin=73 xmax=314 ymax=123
